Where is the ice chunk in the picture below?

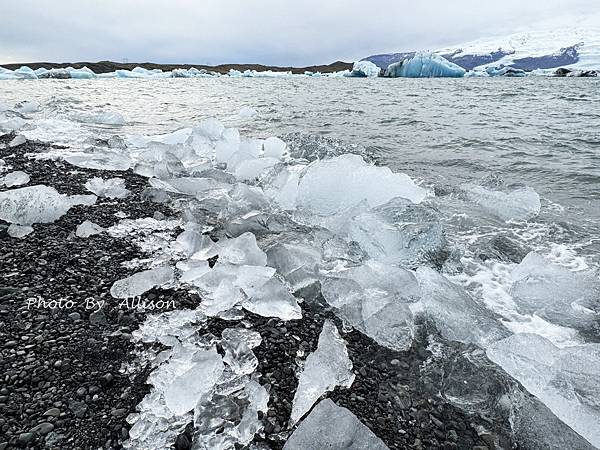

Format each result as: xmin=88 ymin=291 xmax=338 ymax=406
xmin=238 ymin=106 xmax=257 ymax=118
xmin=384 ymin=52 xmax=465 ymax=78
xmin=212 ymin=232 xmax=268 ymax=267
xmin=221 ymin=328 xmax=259 ymax=375
xmin=148 ymin=177 xmax=229 ymax=195
xmin=262 ymin=164 xmax=301 ymax=210
xmin=234 ymin=157 xmax=280 ymax=181
xmin=7 ymin=224 xmax=34 ymax=238
xmin=266 ymin=239 xmax=321 ymax=289
xmin=76 ymin=220 xmax=104 ymax=238
xmin=8 ymin=134 xmax=26 ymax=147
xmin=347 ymin=60 xmax=381 ymax=78
xmin=290 ymin=320 xmax=354 ymax=424
xmin=173 ymin=228 xmax=214 ymax=258
xmin=297 ymin=154 xmax=427 ymax=215
xmin=198 ymin=280 xmax=245 ymax=316
xmin=15 ymin=100 xmax=40 ymax=114
xmin=2 ymin=171 xmax=30 ymax=187
xmin=284 ymin=399 xmax=389 ymax=450
xmin=321 ymin=261 xmax=419 ymax=351
xmin=416 ymin=267 xmax=510 ymax=347
xmin=110 ymin=266 xmax=174 ymax=299
xmin=0 ymin=185 xmax=96 ymax=225
xmin=214 ymin=128 xmax=241 ymax=164
xmin=85 ymin=177 xmax=130 ymax=199
xmin=193 ymin=118 xmax=224 ymax=141
xmin=72 ymin=110 xmax=126 ymax=126
xmin=510 ymin=252 xmax=599 ymax=329
xmin=463 ymin=184 xmax=541 ymax=221
xmin=488 ymin=333 xmax=600 ymax=448
xmin=242 ymin=277 xmax=302 ymax=320
xmin=65 ymin=150 xmax=132 ymax=171
xmin=263 ymin=137 xmax=287 ymax=159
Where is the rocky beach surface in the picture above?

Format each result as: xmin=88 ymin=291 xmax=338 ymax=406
xmin=0 ymin=136 xmax=512 ymax=450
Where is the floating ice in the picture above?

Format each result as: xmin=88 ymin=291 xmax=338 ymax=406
xmin=0 ymin=185 xmax=97 ymax=226
xmin=284 ymin=399 xmax=389 ymax=450
xmin=488 ymin=333 xmax=600 ymax=448
xmin=463 ymin=184 xmax=541 ymax=221
xmin=85 ymin=177 xmax=130 ymax=199
xmin=290 ymin=320 xmax=354 ymax=424
xmin=7 ymin=224 xmax=34 ymax=238
xmin=76 ymin=220 xmax=104 ymax=238
xmin=321 ymin=261 xmax=420 ymax=351
xmin=296 ymin=154 xmax=428 ymax=215
xmin=238 ymin=106 xmax=258 ymax=118
xmin=242 ymin=277 xmax=302 ymax=321
xmin=2 ymin=171 xmax=30 ymax=187
xmin=72 ymin=110 xmax=126 ymax=126
xmin=416 ymin=267 xmax=510 ymax=347
xmin=15 ymin=100 xmax=40 ymax=114
xmin=110 ymin=266 xmax=174 ymax=299
xmin=385 ymin=52 xmax=466 ymax=78
xmin=510 ymin=252 xmax=599 ymax=329
xmin=8 ymin=135 xmax=26 ymax=147
xmin=348 ymin=60 xmax=381 ymax=78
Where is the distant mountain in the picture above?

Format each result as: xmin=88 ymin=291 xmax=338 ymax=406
xmin=363 ymin=14 xmax=600 ymax=72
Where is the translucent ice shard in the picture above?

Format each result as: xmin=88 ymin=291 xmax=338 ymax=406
xmin=284 ymin=399 xmax=389 ymax=450
xmin=416 ymin=267 xmax=510 ymax=347
xmin=0 ymin=185 xmax=96 ymax=225
xmin=510 ymin=252 xmax=599 ymax=329
xmin=84 ymin=177 xmax=130 ymax=199
xmin=263 ymin=136 xmax=287 ymax=159
xmin=221 ymin=328 xmax=259 ymax=375
xmin=242 ymin=277 xmax=302 ymax=321
xmin=2 ymin=171 xmax=30 ymax=187
xmin=7 ymin=224 xmax=34 ymax=238
xmin=110 ymin=266 xmax=174 ymax=299
xmin=212 ymin=232 xmax=268 ymax=267
xmin=8 ymin=134 xmax=26 ymax=147
xmin=463 ymin=184 xmax=541 ymax=221
xmin=488 ymin=333 xmax=600 ymax=448
xmin=297 ymin=154 xmax=427 ymax=215
xmin=290 ymin=320 xmax=354 ymax=424
xmin=76 ymin=220 xmax=104 ymax=238
xmin=65 ymin=150 xmax=132 ymax=171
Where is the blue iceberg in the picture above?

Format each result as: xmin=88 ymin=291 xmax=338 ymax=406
xmin=384 ymin=52 xmax=465 ymax=78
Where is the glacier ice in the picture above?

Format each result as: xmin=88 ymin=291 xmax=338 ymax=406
xmin=263 ymin=136 xmax=287 ymax=159
xmin=85 ymin=177 xmax=130 ymax=199
xmin=416 ymin=267 xmax=510 ymax=347
xmin=348 ymin=60 xmax=381 ymax=78
xmin=7 ymin=224 xmax=34 ymax=238
xmin=8 ymin=134 xmax=26 ymax=147
xmin=463 ymin=184 xmax=541 ymax=221
xmin=110 ymin=266 xmax=174 ymax=299
xmin=221 ymin=328 xmax=259 ymax=375
xmin=2 ymin=171 xmax=30 ymax=187
xmin=242 ymin=277 xmax=302 ymax=321
xmin=0 ymin=185 xmax=97 ymax=226
xmin=321 ymin=261 xmax=420 ymax=351
xmin=76 ymin=220 xmax=104 ymax=238
xmin=487 ymin=333 xmax=600 ymax=448
xmin=72 ymin=110 xmax=126 ymax=126
xmin=238 ymin=106 xmax=258 ymax=118
xmin=296 ymin=154 xmax=428 ymax=215
xmin=510 ymin=252 xmax=599 ymax=329
xmin=385 ymin=53 xmax=466 ymax=78
xmin=284 ymin=399 xmax=389 ymax=450
xmin=290 ymin=320 xmax=354 ymax=424
xmin=211 ymin=232 xmax=268 ymax=267
xmin=65 ymin=150 xmax=132 ymax=171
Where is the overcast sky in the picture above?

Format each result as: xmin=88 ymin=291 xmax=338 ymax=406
xmin=0 ymin=0 xmax=596 ymax=65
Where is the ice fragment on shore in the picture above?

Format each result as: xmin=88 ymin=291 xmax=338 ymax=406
xmin=0 ymin=185 xmax=96 ymax=226
xmin=8 ymin=134 xmax=26 ymax=147
xmin=290 ymin=320 xmax=354 ymax=424
xmin=242 ymin=277 xmax=302 ymax=320
xmin=65 ymin=150 xmax=132 ymax=171
xmin=297 ymin=154 xmax=427 ymax=215
xmin=110 ymin=266 xmax=174 ymax=299
xmin=7 ymin=224 xmax=34 ymax=238
xmin=212 ymin=232 xmax=268 ymax=266
xmin=488 ymin=333 xmax=600 ymax=448
xmin=221 ymin=328 xmax=259 ymax=375
xmin=84 ymin=177 xmax=130 ymax=199
xmin=510 ymin=252 xmax=599 ymax=329
xmin=263 ymin=136 xmax=287 ymax=159
xmin=416 ymin=267 xmax=510 ymax=347
xmin=463 ymin=184 xmax=541 ymax=221
xmin=76 ymin=220 xmax=104 ymax=238
xmin=284 ymin=399 xmax=389 ymax=450
xmin=2 ymin=171 xmax=30 ymax=187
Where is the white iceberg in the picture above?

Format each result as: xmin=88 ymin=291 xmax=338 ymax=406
xmin=347 ymin=60 xmax=381 ymax=78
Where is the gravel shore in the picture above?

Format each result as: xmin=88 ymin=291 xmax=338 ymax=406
xmin=1 ymin=136 xmax=508 ymax=449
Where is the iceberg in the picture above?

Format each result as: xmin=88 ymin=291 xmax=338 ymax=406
xmin=384 ymin=52 xmax=466 ymax=78
xmin=0 ymin=185 xmax=97 ymax=226
xmin=2 ymin=171 xmax=30 ymax=187
xmin=296 ymin=154 xmax=428 ymax=215
xmin=347 ymin=60 xmax=381 ymax=78
xmin=284 ymin=399 xmax=389 ymax=450
xmin=488 ymin=333 xmax=600 ymax=448
xmin=85 ymin=177 xmax=130 ymax=199
xmin=110 ymin=266 xmax=174 ymax=299
xmin=290 ymin=320 xmax=354 ymax=425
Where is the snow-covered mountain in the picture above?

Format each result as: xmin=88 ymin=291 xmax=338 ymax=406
xmin=364 ymin=13 xmax=600 ymax=72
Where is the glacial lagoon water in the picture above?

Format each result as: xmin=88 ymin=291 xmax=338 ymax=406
xmin=2 ymin=77 xmax=600 ymax=447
